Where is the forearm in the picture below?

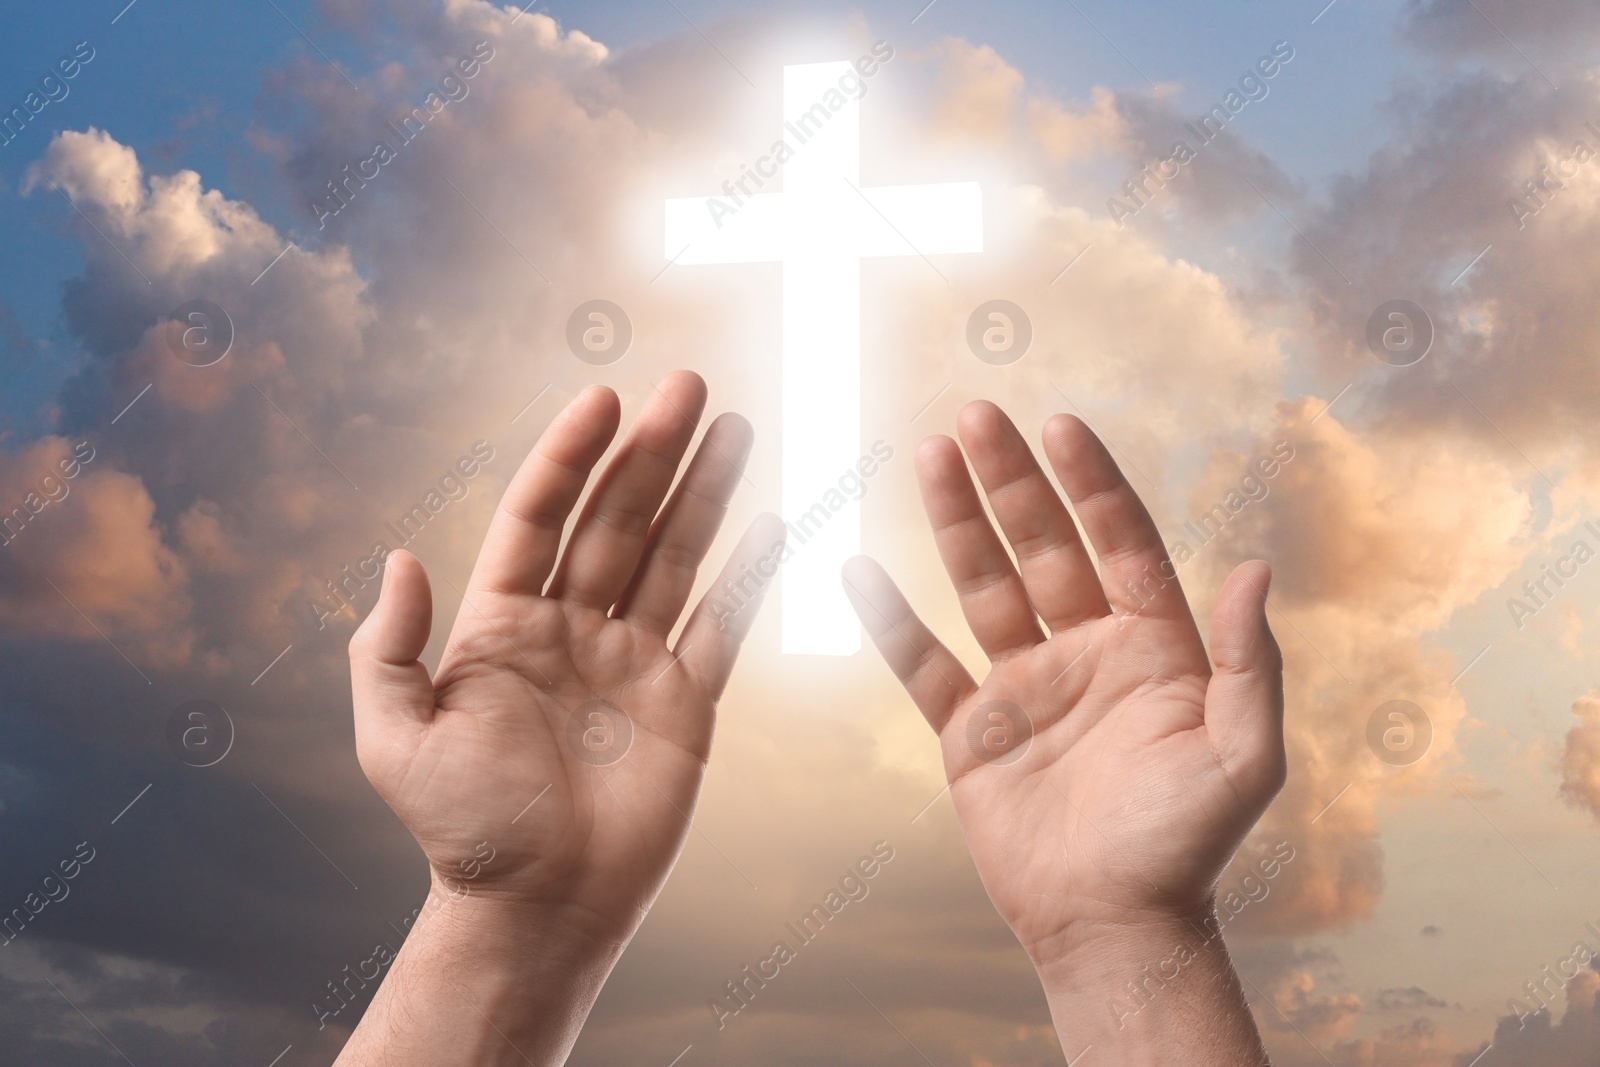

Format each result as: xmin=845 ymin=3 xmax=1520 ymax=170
xmin=335 ymin=882 xmax=626 ymax=1067
xmin=1034 ymin=911 xmax=1269 ymax=1067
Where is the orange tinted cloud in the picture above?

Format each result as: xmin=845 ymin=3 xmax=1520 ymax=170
xmin=0 ymin=436 xmax=190 ymax=665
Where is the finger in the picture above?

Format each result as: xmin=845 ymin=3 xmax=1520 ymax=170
xmin=1042 ymin=413 xmax=1191 ymax=622
xmin=349 ymin=550 xmax=436 ymax=725
xmin=613 ymin=412 xmax=754 ymax=634
xmin=1204 ymin=561 xmax=1286 ymax=797
xmin=675 ymin=513 xmax=787 ymax=699
xmin=956 ymin=401 xmax=1110 ymax=631
xmin=546 ymin=371 xmax=707 ymax=611
xmin=468 ymin=386 xmax=621 ymax=597
xmin=917 ymin=435 xmax=1046 ymax=660
xmin=841 ymin=555 xmax=977 ymax=733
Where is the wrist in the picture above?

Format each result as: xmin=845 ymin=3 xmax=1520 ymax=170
xmin=415 ymin=876 xmax=628 ymax=979
xmin=1026 ymin=904 xmax=1268 ymax=1067
xmin=335 ymin=880 xmax=628 ymax=1067
xmin=422 ymin=870 xmax=627 ymax=953
xmin=1023 ymin=900 xmax=1220 ymax=978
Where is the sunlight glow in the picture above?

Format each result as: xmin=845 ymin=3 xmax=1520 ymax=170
xmin=667 ymin=60 xmax=983 ymax=655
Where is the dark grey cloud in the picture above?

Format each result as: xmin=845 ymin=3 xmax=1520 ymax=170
xmin=1284 ymin=53 xmax=1600 ymax=454
xmin=1375 ymin=985 xmax=1454 ymax=1011
xmin=1402 ymin=0 xmax=1600 ymax=63
xmin=1457 ymin=961 xmax=1600 ymax=1067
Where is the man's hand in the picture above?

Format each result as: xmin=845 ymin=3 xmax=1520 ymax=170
xmin=340 ymin=371 xmax=780 ymax=1065
xmin=844 ymin=402 xmax=1284 ymax=1064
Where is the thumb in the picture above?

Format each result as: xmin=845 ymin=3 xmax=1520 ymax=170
xmin=1204 ymin=560 xmax=1286 ymax=799
xmin=349 ymin=550 xmax=436 ymax=727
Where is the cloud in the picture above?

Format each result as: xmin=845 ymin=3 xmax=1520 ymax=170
xmin=1215 ymin=404 xmax=1533 ymax=630
xmin=1401 ymin=0 xmax=1600 ymax=60
xmin=1028 ymin=84 xmax=1126 ymax=161
xmin=1374 ymin=986 xmax=1454 ymax=1011
xmin=1241 ymin=952 xmax=1468 ymax=1067
xmin=1182 ymin=401 xmax=1532 ymax=934
xmin=24 ymin=128 xmax=284 ymax=280
xmin=1472 ymin=963 xmax=1600 ymax=1067
xmin=1559 ymin=693 xmax=1600 ymax=819
xmin=1285 ymin=54 xmax=1600 ymax=465
xmin=1096 ymin=83 xmax=1298 ymax=231
xmin=0 ymin=435 xmax=190 ymax=664
xmin=917 ymin=39 xmax=1026 ymax=146
xmin=1270 ymin=968 xmax=1365 ymax=1041
xmin=1326 ymin=1017 xmax=1461 ymax=1067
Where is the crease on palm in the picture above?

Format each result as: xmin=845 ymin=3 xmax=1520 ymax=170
xmin=846 ymin=401 xmax=1285 ymax=955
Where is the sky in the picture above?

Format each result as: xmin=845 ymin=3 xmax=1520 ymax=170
xmin=1 ymin=0 xmax=1598 ymax=1065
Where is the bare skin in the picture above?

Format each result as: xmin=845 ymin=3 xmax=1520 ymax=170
xmin=337 ymin=383 xmax=1282 ymax=1065
xmin=843 ymin=402 xmax=1285 ymax=1066
xmin=340 ymin=371 xmax=782 ymax=1066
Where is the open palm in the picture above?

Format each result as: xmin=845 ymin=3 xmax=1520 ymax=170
xmin=844 ymin=403 xmax=1285 ymax=968
xmin=350 ymin=373 xmax=781 ymax=943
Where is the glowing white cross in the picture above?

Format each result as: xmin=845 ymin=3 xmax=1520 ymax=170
xmin=666 ymin=60 xmax=983 ymax=656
